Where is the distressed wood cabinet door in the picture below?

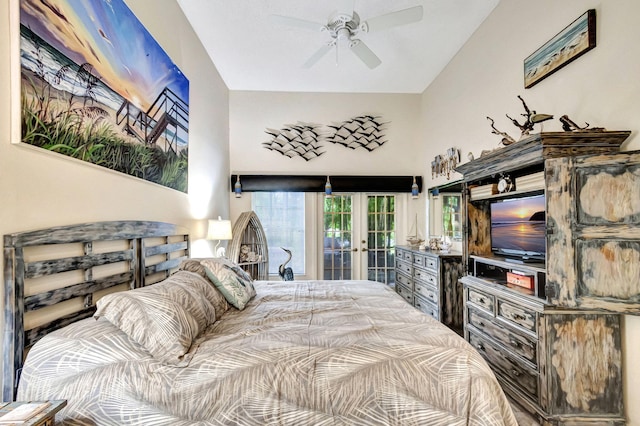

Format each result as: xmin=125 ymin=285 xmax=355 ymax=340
xmin=546 ymin=151 xmax=640 ymax=312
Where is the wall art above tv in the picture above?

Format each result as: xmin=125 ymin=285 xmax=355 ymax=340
xmin=524 ymin=9 xmax=596 ymax=89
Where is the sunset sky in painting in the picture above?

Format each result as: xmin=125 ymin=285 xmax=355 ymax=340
xmin=491 ymin=195 xmax=545 ymax=222
xmin=20 ymin=0 xmax=188 ymax=111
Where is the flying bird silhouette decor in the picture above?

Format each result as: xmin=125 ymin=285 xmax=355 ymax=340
xmin=262 ymin=115 xmax=389 ymax=160
xmin=326 ymin=115 xmax=388 ymax=151
xmin=262 ymin=123 xmax=325 ymax=161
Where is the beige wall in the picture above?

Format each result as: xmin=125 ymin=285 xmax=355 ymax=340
xmin=229 ymin=90 xmax=427 ymax=238
xmin=230 ymin=91 xmax=423 ymax=176
xmin=420 ymin=1 xmax=640 ymax=424
xmin=0 ymin=0 xmax=229 ymax=389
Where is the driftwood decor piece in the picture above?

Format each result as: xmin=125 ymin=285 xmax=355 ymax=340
xmin=262 ymin=123 xmax=325 ymax=161
xmin=487 ymin=96 xmax=554 ymax=146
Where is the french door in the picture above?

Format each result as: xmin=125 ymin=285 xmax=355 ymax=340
xmin=321 ymin=193 xmax=397 ymax=284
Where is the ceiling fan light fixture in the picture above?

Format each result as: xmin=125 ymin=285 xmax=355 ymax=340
xmin=273 ymin=4 xmax=423 ymax=70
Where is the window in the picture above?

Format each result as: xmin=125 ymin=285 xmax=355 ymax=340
xmin=252 ymin=192 xmax=305 ymax=276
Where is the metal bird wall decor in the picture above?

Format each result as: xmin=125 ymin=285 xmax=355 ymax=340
xmin=278 ymin=247 xmax=294 ymax=281
xmin=262 ymin=115 xmax=389 ymax=160
xmin=262 ymin=122 xmax=325 ymax=161
xmin=326 ymin=115 xmax=388 ymax=151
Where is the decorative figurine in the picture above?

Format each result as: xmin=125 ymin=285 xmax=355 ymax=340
xmin=278 ymin=247 xmax=294 ymax=281
xmin=559 ymin=115 xmax=606 ymax=132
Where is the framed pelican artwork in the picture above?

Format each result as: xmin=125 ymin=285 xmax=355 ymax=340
xmin=524 ymin=9 xmax=596 ymax=89
xmin=18 ymin=0 xmax=189 ymax=192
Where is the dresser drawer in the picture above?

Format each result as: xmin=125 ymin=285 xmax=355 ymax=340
xmin=397 ymin=249 xmax=414 ymax=263
xmin=395 ymin=272 xmax=413 ymax=289
xmin=414 ymin=295 xmax=438 ymax=319
xmin=469 ymin=332 xmax=538 ymax=399
xmin=413 ymin=252 xmax=425 ymax=268
xmin=423 ymin=255 xmax=438 ymax=272
xmin=414 ymin=267 xmax=437 ymax=286
xmin=396 ymin=259 xmax=413 ymax=276
xmin=414 ymin=281 xmax=438 ymax=305
xmin=467 ymin=287 xmax=495 ymax=314
xmin=396 ymin=283 xmax=413 ymax=304
xmin=468 ymin=308 xmax=537 ymax=364
xmin=498 ymin=299 xmax=537 ymax=334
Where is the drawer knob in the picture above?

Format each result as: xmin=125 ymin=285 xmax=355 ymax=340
xmin=478 ymin=321 xmax=485 ymax=327
xmin=511 ymin=369 xmax=521 ymax=377
xmin=476 ymin=343 xmax=485 ymax=351
xmin=510 ymin=339 xmax=522 ymax=348
xmin=512 ymin=313 xmax=526 ymax=321
xmin=478 ymin=297 xmax=485 ymax=303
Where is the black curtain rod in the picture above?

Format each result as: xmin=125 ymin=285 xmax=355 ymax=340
xmin=230 ymin=175 xmax=422 ymax=193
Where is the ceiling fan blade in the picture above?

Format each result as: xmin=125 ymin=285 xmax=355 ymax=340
xmin=303 ymin=44 xmax=333 ymax=68
xmin=269 ymin=14 xmax=325 ymax=31
xmin=334 ymin=0 xmax=355 ymax=20
xmin=361 ymin=5 xmax=424 ymax=33
xmin=349 ymin=39 xmax=381 ymax=69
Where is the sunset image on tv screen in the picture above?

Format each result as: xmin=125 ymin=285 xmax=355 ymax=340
xmin=491 ymin=194 xmax=546 ymax=255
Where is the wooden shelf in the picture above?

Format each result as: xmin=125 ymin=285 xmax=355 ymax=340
xmin=455 ymin=131 xmax=631 ymax=182
xmin=228 ymin=211 xmax=269 ymax=280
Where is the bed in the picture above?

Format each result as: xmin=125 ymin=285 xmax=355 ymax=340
xmin=3 ymin=221 xmax=517 ymax=425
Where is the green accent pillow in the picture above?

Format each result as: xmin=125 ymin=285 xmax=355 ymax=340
xmin=200 ymin=259 xmax=256 ymax=310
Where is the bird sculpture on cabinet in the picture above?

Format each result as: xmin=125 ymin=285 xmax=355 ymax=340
xmin=278 ymin=248 xmax=294 ymax=281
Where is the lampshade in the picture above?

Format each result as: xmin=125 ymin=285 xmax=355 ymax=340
xmin=207 ymin=216 xmax=232 ymax=240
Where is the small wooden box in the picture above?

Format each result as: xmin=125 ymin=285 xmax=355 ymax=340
xmin=506 ymin=271 xmax=534 ymax=289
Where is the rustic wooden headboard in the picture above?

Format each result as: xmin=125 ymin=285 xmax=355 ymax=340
xmin=2 ymin=221 xmax=189 ymax=401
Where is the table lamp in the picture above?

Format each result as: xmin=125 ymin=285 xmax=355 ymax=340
xmin=207 ymin=216 xmax=232 ymax=257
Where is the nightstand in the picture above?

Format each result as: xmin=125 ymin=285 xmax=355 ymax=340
xmin=0 ymin=400 xmax=66 ymax=426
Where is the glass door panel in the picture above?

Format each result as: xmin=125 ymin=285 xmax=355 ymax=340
xmin=322 ymin=193 xmax=396 ymax=284
xmin=323 ymin=195 xmax=353 ymax=280
xmin=364 ymin=195 xmax=396 ymax=284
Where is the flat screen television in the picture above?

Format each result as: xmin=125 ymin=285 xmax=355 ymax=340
xmin=490 ymin=193 xmax=546 ymax=262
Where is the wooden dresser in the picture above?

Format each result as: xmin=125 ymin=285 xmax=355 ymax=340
xmin=456 ymin=132 xmax=639 ymax=425
xmin=395 ymin=246 xmax=463 ymax=333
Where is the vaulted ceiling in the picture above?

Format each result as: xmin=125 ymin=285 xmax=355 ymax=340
xmin=176 ymin=0 xmax=500 ymax=93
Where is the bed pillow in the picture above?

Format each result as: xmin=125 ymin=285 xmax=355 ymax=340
xmin=93 ymin=271 xmax=218 ymax=366
xmin=181 ymin=257 xmax=254 ymax=286
xmin=200 ymin=259 xmax=256 ymax=310
xmin=178 ymin=259 xmax=230 ymax=316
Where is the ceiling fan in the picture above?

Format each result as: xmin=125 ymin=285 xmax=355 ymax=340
xmin=270 ymin=2 xmax=424 ymax=69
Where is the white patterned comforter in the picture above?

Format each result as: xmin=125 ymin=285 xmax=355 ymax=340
xmin=18 ymin=280 xmax=516 ymax=425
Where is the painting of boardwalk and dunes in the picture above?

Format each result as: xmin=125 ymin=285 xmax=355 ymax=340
xmin=19 ymin=0 xmax=189 ymax=192
xmin=524 ymin=9 xmax=596 ymax=89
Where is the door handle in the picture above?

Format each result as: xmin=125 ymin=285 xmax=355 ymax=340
xmin=352 ymin=248 xmax=358 ymax=252
xmin=362 ymin=248 xmax=368 ymax=252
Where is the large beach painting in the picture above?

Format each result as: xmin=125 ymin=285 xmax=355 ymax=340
xmin=524 ymin=9 xmax=596 ymax=89
xmin=19 ymin=0 xmax=189 ymax=192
